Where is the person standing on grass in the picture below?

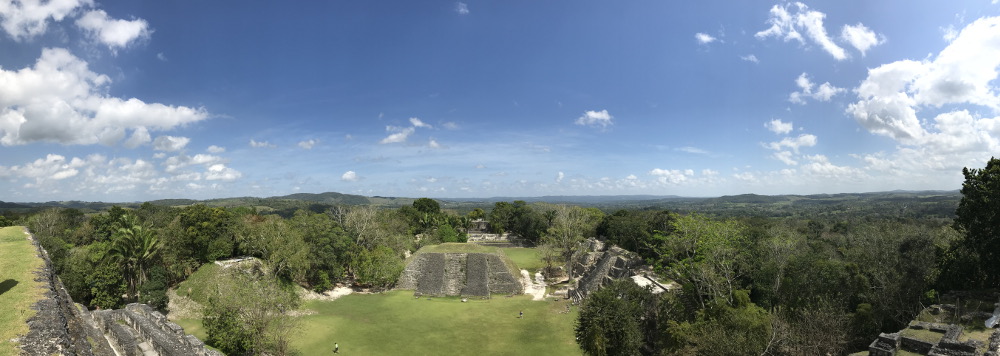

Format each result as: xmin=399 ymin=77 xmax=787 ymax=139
xmin=334 ymin=342 xmax=339 ymax=353
xmin=519 ymin=310 xmax=523 ymax=319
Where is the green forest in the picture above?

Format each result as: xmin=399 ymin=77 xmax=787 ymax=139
xmin=4 ymin=158 xmax=999 ymax=355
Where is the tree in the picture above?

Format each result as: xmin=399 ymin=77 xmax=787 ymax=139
xmin=947 ymin=157 xmax=1000 ymax=288
xmin=412 ymin=198 xmax=441 ymax=215
xmin=203 ymin=270 xmax=300 ymax=355
xmin=653 ymin=214 xmax=748 ymax=309
xmin=352 ymin=245 xmax=404 ymax=290
xmin=107 ymin=213 xmax=162 ymax=302
xmin=543 ymin=204 xmax=604 ymax=277
xmin=576 ymin=279 xmax=659 ymax=356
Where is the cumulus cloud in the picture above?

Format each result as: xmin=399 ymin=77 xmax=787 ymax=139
xmin=341 ymin=171 xmax=359 ymax=182
xmin=841 ymin=23 xmax=884 ymax=56
xmin=123 ymin=127 xmax=150 ymax=148
xmin=788 ymin=73 xmax=844 ymax=104
xmin=765 ymin=119 xmax=793 ymax=135
xmin=152 ymin=135 xmax=189 ymax=152
xmin=847 ymin=16 xmax=1000 ymax=144
xmin=0 ymin=48 xmax=208 ymax=146
xmin=677 ymin=146 xmax=710 ymax=155
xmin=428 ymin=138 xmax=441 ymax=149
xmin=556 ymin=171 xmax=564 ymax=183
xmin=206 ymin=145 xmax=225 ymax=153
xmin=741 ymin=54 xmax=759 ymax=63
xmin=756 ymin=4 xmax=884 ymax=59
xmin=648 ymin=168 xmax=693 ymax=184
xmin=204 ymin=163 xmax=241 ymax=181
xmin=75 ymin=9 xmax=150 ymax=51
xmin=249 ymin=139 xmax=276 ymax=148
xmin=298 ymin=139 xmax=317 ymax=149
xmin=575 ymin=110 xmax=614 ymax=129
xmin=695 ymin=32 xmax=717 ymax=44
xmin=766 ymin=134 xmax=817 ymax=153
xmin=772 ymin=150 xmax=797 ymax=165
xmin=0 ymin=0 xmax=90 ymax=41
xmin=0 ymin=152 xmax=244 ymax=198
xmin=455 ymin=2 xmax=469 ymax=15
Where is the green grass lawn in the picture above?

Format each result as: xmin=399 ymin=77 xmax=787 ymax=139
xmin=500 ymin=247 xmax=544 ymax=273
xmin=294 ymin=291 xmax=581 ymax=355
xmin=174 ymin=263 xmax=222 ymax=304
xmin=0 ymin=226 xmax=46 ymax=356
xmin=176 ymin=291 xmax=582 ymax=356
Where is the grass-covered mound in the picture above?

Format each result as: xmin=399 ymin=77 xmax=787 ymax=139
xmin=0 ymin=227 xmax=46 ymax=356
xmin=293 ymin=291 xmax=580 ymax=355
xmin=411 ymin=243 xmax=521 ymax=280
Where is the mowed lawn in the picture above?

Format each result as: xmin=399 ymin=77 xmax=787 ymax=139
xmin=501 ymin=247 xmax=544 ymax=273
xmin=0 ymin=226 xmax=46 ymax=356
xmin=294 ymin=291 xmax=581 ymax=355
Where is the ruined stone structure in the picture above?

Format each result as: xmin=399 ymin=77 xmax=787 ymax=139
xmin=19 ymin=228 xmax=217 ymax=356
xmin=863 ymin=299 xmax=1000 ymax=356
xmin=567 ymin=238 xmax=646 ymax=302
xmin=396 ymin=252 xmax=523 ymax=297
xmin=90 ymin=304 xmax=221 ymax=356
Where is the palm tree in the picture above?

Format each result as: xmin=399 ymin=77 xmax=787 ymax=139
xmin=107 ymin=214 xmax=162 ymax=301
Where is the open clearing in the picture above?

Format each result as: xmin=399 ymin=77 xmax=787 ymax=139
xmin=0 ymin=227 xmax=46 ymax=356
xmin=175 ymin=245 xmax=580 ymax=355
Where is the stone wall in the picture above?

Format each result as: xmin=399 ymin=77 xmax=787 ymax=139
xmin=18 ymin=227 xmax=217 ymax=356
xmin=20 ymin=227 xmax=113 ymax=356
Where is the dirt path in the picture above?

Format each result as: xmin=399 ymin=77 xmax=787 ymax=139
xmin=520 ymin=269 xmax=547 ymax=301
xmin=299 ymin=286 xmax=354 ymax=301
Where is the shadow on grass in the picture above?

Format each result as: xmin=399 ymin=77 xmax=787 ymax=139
xmin=0 ymin=279 xmax=18 ymax=295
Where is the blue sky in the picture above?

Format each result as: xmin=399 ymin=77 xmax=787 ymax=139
xmin=1 ymin=0 xmax=999 ymax=201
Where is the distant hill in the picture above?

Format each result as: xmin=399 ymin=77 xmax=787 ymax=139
xmin=0 ymin=201 xmax=30 ymax=209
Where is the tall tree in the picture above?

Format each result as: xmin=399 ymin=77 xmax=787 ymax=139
xmin=948 ymin=157 xmax=1000 ymax=288
xmin=107 ymin=213 xmax=162 ymax=302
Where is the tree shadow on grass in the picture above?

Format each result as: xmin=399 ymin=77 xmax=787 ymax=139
xmin=0 ymin=279 xmax=18 ymax=296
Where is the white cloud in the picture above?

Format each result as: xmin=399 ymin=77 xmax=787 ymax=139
xmin=157 ymin=52 xmax=167 ymax=61
xmin=772 ymin=150 xmax=798 ymax=165
xmin=152 ymin=135 xmax=189 ymax=152
xmin=206 ymin=145 xmax=225 ymax=153
xmin=204 ymin=163 xmax=241 ymax=181
xmin=341 ymin=171 xmax=359 ymax=182
xmin=298 ymin=139 xmax=317 ymax=149
xmin=409 ymin=117 xmax=432 ymax=128
xmin=249 ymin=139 xmax=276 ymax=148
xmin=848 ymin=16 xmax=1000 ymax=143
xmin=740 ymin=54 xmax=759 ymax=63
xmin=789 ymin=73 xmax=844 ymax=104
xmin=0 ymin=48 xmax=208 ymax=146
xmin=677 ymin=146 xmax=709 ymax=155
xmin=765 ymin=119 xmax=793 ymax=135
xmin=379 ymin=126 xmax=414 ymax=144
xmin=695 ymin=32 xmax=717 ymax=44
xmin=575 ymin=109 xmax=614 ymax=129
xmin=556 ymin=171 xmax=564 ymax=183
xmin=123 ymin=127 xmax=150 ymax=148
xmin=766 ymin=134 xmax=817 ymax=153
xmin=841 ymin=23 xmax=884 ymax=56
xmin=75 ymin=9 xmax=150 ymax=51
xmin=0 ymin=0 xmax=90 ymax=41
xmin=648 ymin=168 xmax=692 ymax=184
xmin=442 ymin=122 xmax=459 ymax=130
xmin=455 ymin=2 xmax=469 ymax=15
xmin=755 ymin=2 xmax=848 ymax=60
xmin=428 ymin=139 xmax=441 ymax=148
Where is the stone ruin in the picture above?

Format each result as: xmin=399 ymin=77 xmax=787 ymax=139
xmin=865 ymin=300 xmax=1000 ymax=356
xmin=567 ymin=238 xmax=648 ymax=302
xmin=18 ymin=227 xmax=218 ymax=356
xmin=396 ymin=252 xmax=523 ymax=297
xmin=88 ymin=304 xmax=221 ymax=356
